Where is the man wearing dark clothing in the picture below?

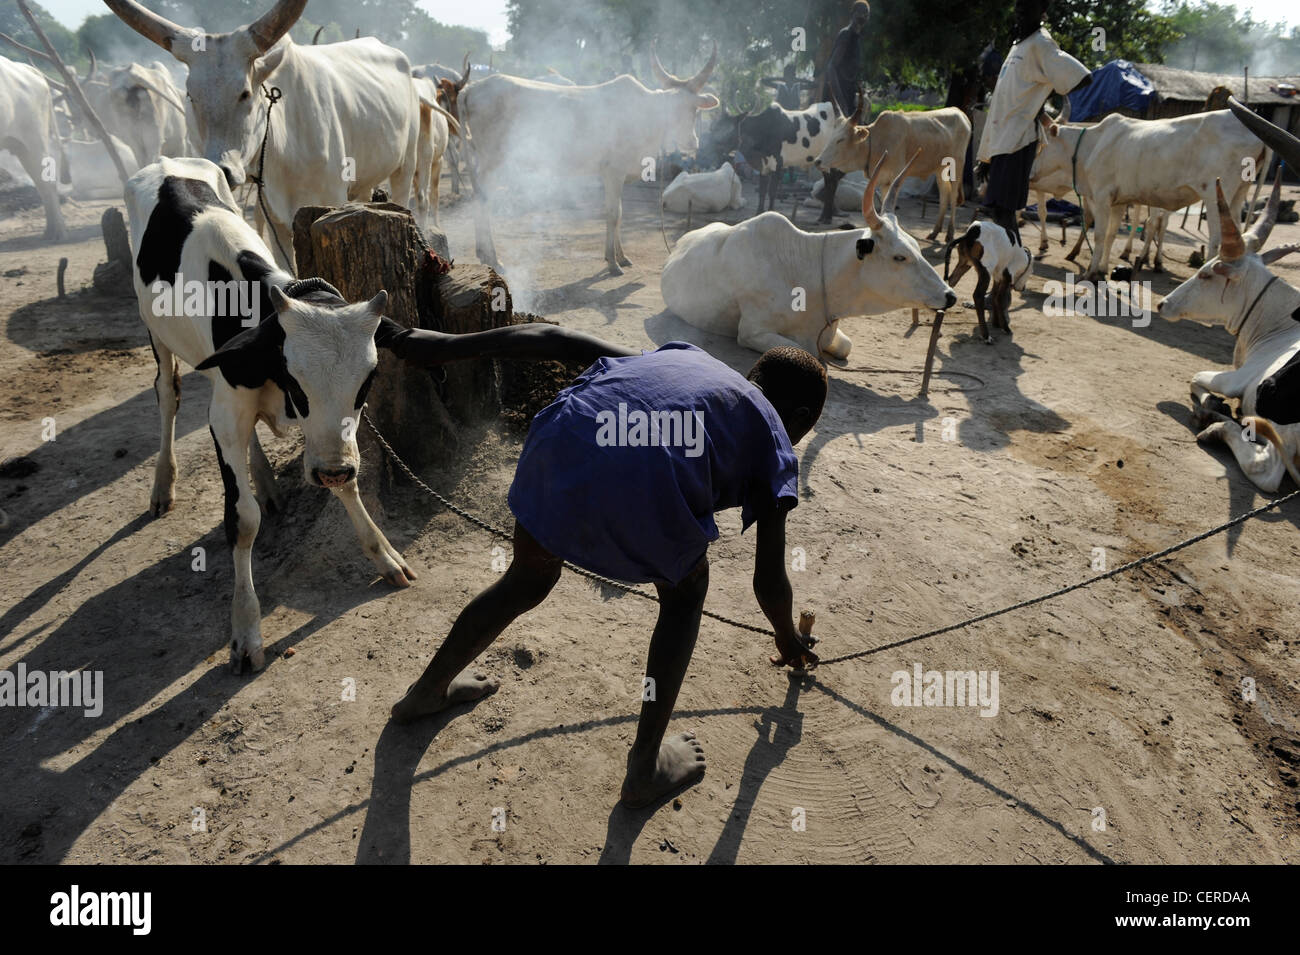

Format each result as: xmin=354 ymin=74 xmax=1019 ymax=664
xmin=818 ymin=0 xmax=871 ymax=223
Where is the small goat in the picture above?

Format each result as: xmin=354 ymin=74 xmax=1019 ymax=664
xmin=944 ymin=220 xmax=1034 ymax=341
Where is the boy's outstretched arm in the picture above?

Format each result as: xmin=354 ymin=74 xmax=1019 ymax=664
xmin=754 ymin=501 xmax=818 ymax=668
xmin=374 ymin=317 xmax=640 ymax=367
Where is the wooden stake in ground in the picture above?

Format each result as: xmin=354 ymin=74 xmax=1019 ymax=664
xmin=919 ymin=309 xmax=945 ymax=399
xmin=14 ymin=0 xmax=130 ymax=184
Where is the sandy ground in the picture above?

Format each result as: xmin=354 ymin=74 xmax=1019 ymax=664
xmin=1 ymin=169 xmax=1298 ymax=865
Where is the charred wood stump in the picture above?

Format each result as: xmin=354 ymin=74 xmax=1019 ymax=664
xmin=291 ymin=201 xmax=511 ymax=498
xmin=92 ymin=207 xmax=134 ymax=296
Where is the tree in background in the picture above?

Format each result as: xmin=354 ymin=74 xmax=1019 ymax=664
xmin=1 ymin=1 xmax=80 ymax=63
xmin=1160 ymin=2 xmax=1299 ymax=75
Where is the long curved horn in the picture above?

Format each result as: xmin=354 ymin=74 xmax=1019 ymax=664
xmin=312 ymin=26 xmax=322 ymax=45
xmin=862 ymin=149 xmax=889 ymax=229
xmin=457 ymin=52 xmax=471 ymax=90
xmin=1246 ymin=173 xmax=1282 ymax=252
xmin=686 ymin=40 xmax=718 ymax=93
xmin=649 ymin=40 xmax=675 ymax=88
xmin=84 ymin=47 xmax=97 ymax=82
xmin=1261 ymin=242 xmax=1300 ymax=266
xmin=1229 ymin=96 xmax=1300 ymax=170
xmin=101 ymin=0 xmax=193 ymax=55
xmin=1215 ymin=179 xmax=1245 ymax=262
xmin=883 ymin=147 xmax=922 ymax=214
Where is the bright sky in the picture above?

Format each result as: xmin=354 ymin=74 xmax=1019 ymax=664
xmin=35 ymin=0 xmax=1299 ymax=47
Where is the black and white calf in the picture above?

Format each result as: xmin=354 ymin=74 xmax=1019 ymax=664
xmin=125 ymin=157 xmax=414 ymax=672
xmin=943 ymin=220 xmax=1034 ymax=341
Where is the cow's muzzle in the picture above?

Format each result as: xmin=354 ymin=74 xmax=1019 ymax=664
xmin=313 ymin=466 xmax=356 ymax=488
xmin=219 ymin=159 xmax=247 ymax=188
xmin=944 ymin=290 xmax=957 ymax=309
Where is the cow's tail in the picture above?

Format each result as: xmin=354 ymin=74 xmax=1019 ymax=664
xmin=1244 ymin=416 xmax=1300 ymax=488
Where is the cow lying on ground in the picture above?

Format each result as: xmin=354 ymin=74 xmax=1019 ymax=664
xmin=1033 ymin=109 xmax=1265 ymax=280
xmin=944 ymin=220 xmax=1034 ymax=341
xmin=662 ymin=162 xmax=743 ymax=213
xmin=1157 ymin=177 xmax=1300 ymax=491
xmin=661 ymin=151 xmax=956 ymax=361
xmin=815 ymin=102 xmax=970 ymax=242
xmin=737 ymin=100 xmax=836 ymax=213
xmin=461 ymin=42 xmax=719 ymax=274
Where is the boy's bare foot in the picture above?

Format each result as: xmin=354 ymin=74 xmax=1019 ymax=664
xmin=620 ymin=732 xmax=706 ymax=808
xmin=391 ymin=672 xmax=499 ymax=723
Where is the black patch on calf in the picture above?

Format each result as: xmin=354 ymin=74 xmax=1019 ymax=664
xmin=802 ymin=136 xmax=811 ymax=148
xmin=807 ymin=116 xmax=820 ymax=137
xmin=282 ymin=372 xmax=310 ymax=418
xmin=1292 ymin=306 xmax=1300 ymax=322
xmin=210 ymin=425 xmax=240 ymax=547
xmin=820 ymin=110 xmax=828 ymax=120
xmin=137 ymin=176 xmax=225 ymax=285
xmin=856 ymin=237 xmax=875 ymax=258
xmin=1256 ymin=350 xmax=1300 ymax=425
xmin=236 ymin=250 xmax=278 ymax=324
xmin=208 ymin=261 xmax=245 ymax=351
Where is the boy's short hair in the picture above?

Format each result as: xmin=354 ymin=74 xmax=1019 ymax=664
xmin=747 ymin=347 xmax=828 ymax=426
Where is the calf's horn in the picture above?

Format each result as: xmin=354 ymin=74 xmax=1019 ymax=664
xmin=1215 ymin=179 xmax=1245 ymax=262
xmin=1229 ymin=96 xmax=1300 ymax=171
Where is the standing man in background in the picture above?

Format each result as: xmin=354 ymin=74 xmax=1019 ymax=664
xmin=818 ymin=0 xmax=871 ymax=224
xmin=977 ymin=0 xmax=1090 ymax=244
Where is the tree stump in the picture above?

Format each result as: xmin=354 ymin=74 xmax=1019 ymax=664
xmin=92 ymin=207 xmax=134 ymax=297
xmin=291 ymin=202 xmax=511 ymax=498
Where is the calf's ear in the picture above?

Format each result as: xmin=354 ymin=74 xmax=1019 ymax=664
xmin=196 ymin=316 xmax=285 ymax=389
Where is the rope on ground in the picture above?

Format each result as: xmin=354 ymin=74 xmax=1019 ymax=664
xmin=362 ymin=408 xmax=1300 ymax=666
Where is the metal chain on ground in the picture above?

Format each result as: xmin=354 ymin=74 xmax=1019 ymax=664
xmin=362 ymin=409 xmax=1300 ymax=665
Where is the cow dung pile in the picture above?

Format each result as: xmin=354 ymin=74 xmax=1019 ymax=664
xmin=496 ymin=312 xmax=591 ymax=433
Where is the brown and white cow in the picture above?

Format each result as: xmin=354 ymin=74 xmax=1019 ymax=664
xmin=815 ymin=102 xmax=970 ymax=242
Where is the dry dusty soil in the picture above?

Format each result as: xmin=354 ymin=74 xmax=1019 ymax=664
xmin=1 ymin=172 xmax=1298 ymax=864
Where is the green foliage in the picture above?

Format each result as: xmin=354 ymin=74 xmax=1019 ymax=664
xmin=1159 ymin=2 xmax=1300 ymax=74
xmin=1 ymin=1 xmax=81 ymax=65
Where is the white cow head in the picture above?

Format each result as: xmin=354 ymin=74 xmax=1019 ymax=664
xmin=103 ymin=0 xmax=305 ymax=187
xmin=1158 ymin=177 xmax=1298 ymax=331
xmin=197 ymin=287 xmax=388 ymax=489
xmin=846 ymin=150 xmax=957 ymax=313
xmin=648 ymin=41 xmax=720 ymax=153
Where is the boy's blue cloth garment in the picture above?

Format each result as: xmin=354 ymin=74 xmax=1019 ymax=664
xmin=508 ymin=342 xmax=799 ymax=586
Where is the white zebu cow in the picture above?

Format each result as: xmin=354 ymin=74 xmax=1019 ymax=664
xmin=0 ymin=56 xmax=68 ymax=240
xmin=662 ymin=153 xmax=956 ymax=361
xmin=815 ymin=104 xmax=971 ymax=242
xmin=661 ymin=162 xmax=743 ymax=213
xmin=106 ymin=61 xmax=189 ymax=167
xmin=106 ymin=0 xmax=421 ymax=271
xmin=411 ymin=75 xmax=459 ymax=229
xmin=460 ymin=42 xmax=720 ymax=273
xmin=125 ymin=157 xmax=415 ymax=672
xmin=1157 ymin=177 xmax=1300 ymax=492
xmin=1033 ymin=109 xmax=1266 ymax=279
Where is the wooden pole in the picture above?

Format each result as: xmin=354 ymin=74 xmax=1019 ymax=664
xmin=919 ymin=310 xmax=945 ymax=398
xmin=15 ymin=0 xmax=130 ymax=184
